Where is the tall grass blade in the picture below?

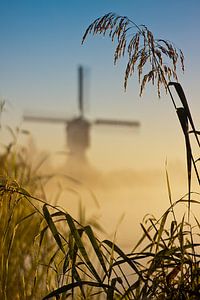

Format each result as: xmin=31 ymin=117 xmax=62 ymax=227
xmin=103 ymin=240 xmax=144 ymax=281
xmin=65 ymin=214 xmax=103 ymax=283
xmin=4 ymin=224 xmax=19 ymax=299
xmin=121 ymin=279 xmax=140 ymax=299
xmin=140 ymin=222 xmax=153 ymax=242
xmin=107 ymin=277 xmax=122 ymax=300
xmin=43 ymin=281 xmax=122 ymax=300
xmin=165 ymin=163 xmax=177 ymax=227
xmin=42 ymin=204 xmax=65 ymax=253
xmin=169 ymin=82 xmax=200 ymax=187
xmin=132 ymin=218 xmax=156 ymax=253
xmin=84 ymin=225 xmax=108 ymax=276
xmin=177 ymin=108 xmax=192 ymax=217
xmin=155 ymin=210 xmax=169 ymax=253
xmin=168 ymin=82 xmax=200 ymax=147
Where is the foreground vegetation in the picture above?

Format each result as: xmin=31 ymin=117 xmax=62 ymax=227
xmin=0 ymin=13 xmax=200 ymax=299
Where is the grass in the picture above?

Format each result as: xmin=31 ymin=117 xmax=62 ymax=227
xmin=0 ymin=13 xmax=200 ymax=299
xmin=1 ymin=173 xmax=200 ymax=299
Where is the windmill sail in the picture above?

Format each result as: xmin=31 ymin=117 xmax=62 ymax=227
xmin=94 ymin=118 xmax=140 ymax=127
xmin=23 ymin=113 xmax=68 ymax=124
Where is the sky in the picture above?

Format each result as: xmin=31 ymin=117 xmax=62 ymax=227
xmin=0 ymin=0 xmax=200 ymax=246
xmin=0 ymin=0 xmax=200 ymax=172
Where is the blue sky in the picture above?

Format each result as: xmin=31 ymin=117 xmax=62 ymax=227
xmin=0 ymin=0 xmax=200 ymax=171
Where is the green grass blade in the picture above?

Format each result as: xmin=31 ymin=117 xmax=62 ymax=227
xmin=84 ymin=225 xmax=108 ymax=276
xmin=107 ymin=277 xmax=122 ymax=300
xmin=140 ymin=223 xmax=153 ymax=242
xmin=43 ymin=281 xmax=122 ymax=300
xmin=169 ymin=83 xmax=200 ymax=186
xmin=155 ymin=210 xmax=170 ymax=253
xmin=121 ymin=279 xmax=140 ymax=299
xmin=103 ymin=240 xmax=144 ymax=281
xmin=168 ymin=82 xmax=199 ymax=145
xmin=65 ymin=214 xmax=102 ymax=283
xmin=42 ymin=204 xmax=65 ymax=253
xmin=177 ymin=107 xmax=192 ymax=217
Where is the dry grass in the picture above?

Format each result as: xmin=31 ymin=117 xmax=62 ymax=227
xmin=82 ymin=12 xmax=184 ymax=97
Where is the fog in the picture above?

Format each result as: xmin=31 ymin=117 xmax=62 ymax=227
xmin=5 ymin=119 xmax=198 ymax=250
xmin=41 ymin=156 xmax=190 ymax=250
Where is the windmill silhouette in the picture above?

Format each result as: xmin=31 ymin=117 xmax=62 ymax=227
xmin=23 ymin=66 xmax=140 ymax=167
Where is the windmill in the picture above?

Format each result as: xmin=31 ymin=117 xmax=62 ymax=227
xmin=23 ymin=66 xmax=140 ymax=166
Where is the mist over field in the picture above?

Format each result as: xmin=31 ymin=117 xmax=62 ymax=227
xmin=35 ymin=151 xmax=188 ymax=249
